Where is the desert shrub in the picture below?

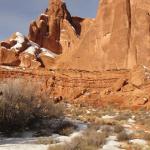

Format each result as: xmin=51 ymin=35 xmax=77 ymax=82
xmin=115 ymin=112 xmax=131 ymax=121
xmin=70 ymin=129 xmax=107 ymax=149
xmin=129 ymin=144 xmax=147 ymax=150
xmin=143 ymin=132 xmax=150 ymax=141
xmin=46 ymin=119 xmax=76 ymax=135
xmin=114 ymin=124 xmax=124 ymax=133
xmin=36 ymin=137 xmax=55 ymax=145
xmin=49 ymin=128 xmax=107 ymax=150
xmin=59 ymin=126 xmax=75 ymax=136
xmin=117 ymin=131 xmax=130 ymax=141
xmin=0 ymin=79 xmax=64 ymax=132
xmin=82 ymin=129 xmax=107 ymax=147
xmin=101 ymin=125 xmax=113 ymax=134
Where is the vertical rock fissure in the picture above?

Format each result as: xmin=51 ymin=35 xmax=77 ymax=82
xmin=126 ymin=0 xmax=132 ymax=47
xmin=126 ymin=0 xmax=132 ymax=66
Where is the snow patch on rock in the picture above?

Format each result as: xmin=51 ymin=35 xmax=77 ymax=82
xmin=24 ymin=46 xmax=37 ymax=55
xmin=11 ymin=32 xmax=25 ymax=52
xmin=40 ymin=48 xmax=57 ymax=58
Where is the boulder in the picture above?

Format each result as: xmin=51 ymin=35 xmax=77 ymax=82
xmin=0 ymin=47 xmax=20 ymax=66
xmin=19 ymin=53 xmax=41 ymax=69
xmin=0 ymin=41 xmax=11 ymax=49
xmin=130 ymin=65 xmax=150 ymax=87
xmin=39 ymin=49 xmax=57 ymax=69
xmin=113 ymin=78 xmax=128 ymax=92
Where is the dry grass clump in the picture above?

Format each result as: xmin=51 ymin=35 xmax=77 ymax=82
xmin=81 ymin=129 xmax=107 ymax=147
xmin=0 ymin=79 xmax=64 ymax=132
xmin=70 ymin=129 xmax=107 ymax=149
xmin=129 ymin=144 xmax=148 ymax=150
xmin=142 ymin=132 xmax=150 ymax=141
xmin=114 ymin=124 xmax=124 ymax=133
xmin=49 ymin=128 xmax=107 ymax=150
xmin=36 ymin=137 xmax=55 ymax=145
xmin=115 ymin=112 xmax=131 ymax=121
xmin=117 ymin=131 xmax=130 ymax=141
xmin=59 ymin=126 xmax=75 ymax=136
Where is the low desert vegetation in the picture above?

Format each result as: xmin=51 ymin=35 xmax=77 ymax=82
xmin=0 ymin=79 xmax=64 ymax=132
xmin=117 ymin=131 xmax=130 ymax=141
xmin=36 ymin=137 xmax=55 ymax=145
xmin=49 ymin=128 xmax=108 ymax=150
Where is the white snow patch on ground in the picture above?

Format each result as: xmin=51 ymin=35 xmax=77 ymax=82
xmin=128 ymin=118 xmax=135 ymax=124
xmin=0 ymin=136 xmax=49 ymax=150
xmin=125 ymin=128 xmax=134 ymax=135
xmin=123 ymin=124 xmax=132 ymax=128
xmin=0 ymin=144 xmax=48 ymax=150
xmin=129 ymin=139 xmax=147 ymax=145
xmin=102 ymin=115 xmax=115 ymax=119
xmin=0 ymin=118 xmax=87 ymax=150
xmin=102 ymin=136 xmax=125 ymax=150
xmin=55 ymin=131 xmax=83 ymax=143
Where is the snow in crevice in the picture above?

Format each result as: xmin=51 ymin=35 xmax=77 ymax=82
xmin=29 ymin=41 xmax=40 ymax=48
xmin=41 ymin=13 xmax=48 ymax=17
xmin=40 ymin=48 xmax=57 ymax=58
xmin=11 ymin=43 xmax=22 ymax=51
xmin=24 ymin=46 xmax=37 ymax=55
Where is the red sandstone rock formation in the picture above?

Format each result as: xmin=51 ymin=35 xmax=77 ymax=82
xmin=28 ymin=0 xmax=94 ymax=54
xmin=1 ymin=0 xmax=150 ymax=72
xmin=56 ymin=0 xmax=150 ymax=71
xmin=0 ymin=32 xmax=57 ymax=68
xmin=0 ymin=47 xmax=20 ymax=66
xmin=0 ymin=0 xmax=94 ymax=69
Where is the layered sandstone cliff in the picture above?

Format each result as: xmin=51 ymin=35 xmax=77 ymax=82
xmin=0 ymin=0 xmax=150 ymax=71
xmin=56 ymin=0 xmax=150 ymax=71
xmin=1 ymin=0 xmax=150 ymax=109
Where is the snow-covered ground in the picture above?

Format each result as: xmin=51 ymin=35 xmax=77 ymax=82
xmin=0 ymin=118 xmax=88 ymax=150
xmin=0 ymin=144 xmax=48 ymax=150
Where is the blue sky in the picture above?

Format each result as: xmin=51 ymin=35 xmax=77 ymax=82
xmin=0 ymin=0 xmax=99 ymax=40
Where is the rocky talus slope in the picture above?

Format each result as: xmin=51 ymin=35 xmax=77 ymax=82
xmin=0 ymin=0 xmax=150 ymax=109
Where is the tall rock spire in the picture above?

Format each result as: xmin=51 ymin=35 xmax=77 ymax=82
xmin=56 ymin=0 xmax=150 ymax=71
xmin=28 ymin=0 xmax=76 ymax=54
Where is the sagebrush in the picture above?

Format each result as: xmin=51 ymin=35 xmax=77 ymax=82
xmin=0 ymin=79 xmax=64 ymax=132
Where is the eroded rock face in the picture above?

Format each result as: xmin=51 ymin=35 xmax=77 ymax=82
xmin=28 ymin=0 xmax=94 ymax=54
xmin=0 ymin=32 xmax=58 ymax=68
xmin=0 ymin=0 xmax=94 ymax=69
xmin=0 ymin=47 xmax=20 ymax=66
xmin=1 ymin=0 xmax=150 ymax=72
xmin=130 ymin=65 xmax=150 ymax=87
xmin=56 ymin=0 xmax=150 ymax=71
